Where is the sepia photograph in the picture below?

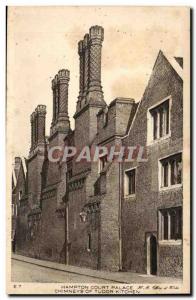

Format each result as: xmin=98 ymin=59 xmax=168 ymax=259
xmin=6 ymin=6 xmax=190 ymax=295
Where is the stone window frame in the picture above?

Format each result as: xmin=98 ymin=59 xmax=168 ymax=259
xmin=158 ymin=151 xmax=182 ymax=192
xmin=147 ymin=95 xmax=172 ymax=146
xmin=98 ymin=154 xmax=108 ymax=173
xmin=158 ymin=206 xmax=182 ymax=245
xmin=124 ymin=167 xmax=136 ymax=198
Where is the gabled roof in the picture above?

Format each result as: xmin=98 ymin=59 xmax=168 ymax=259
xmin=12 ymin=156 xmax=27 ymax=190
xmin=125 ymin=102 xmax=139 ymax=135
xmin=122 ymin=50 xmax=183 ymax=139
xmin=153 ymin=50 xmax=183 ymax=80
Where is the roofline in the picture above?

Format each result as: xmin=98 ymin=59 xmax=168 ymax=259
xmin=153 ymin=50 xmax=183 ymax=80
xmin=121 ymin=50 xmax=183 ymax=140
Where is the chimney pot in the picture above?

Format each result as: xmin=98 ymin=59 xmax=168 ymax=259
xmin=36 ymin=105 xmax=46 ymax=116
xmin=58 ymin=69 xmax=70 ymax=80
xmin=89 ymin=25 xmax=104 ymax=41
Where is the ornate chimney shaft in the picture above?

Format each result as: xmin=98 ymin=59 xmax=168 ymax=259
xmin=51 ymin=78 xmax=56 ymax=125
xmin=50 ymin=69 xmax=70 ymax=135
xmin=58 ymin=69 xmax=70 ymax=120
xmin=78 ymin=40 xmax=84 ymax=103
xmin=30 ymin=112 xmax=35 ymax=151
xmin=83 ymin=34 xmax=90 ymax=98
xmin=77 ymin=25 xmax=104 ymax=112
xmin=36 ymin=105 xmax=47 ymax=144
xmin=88 ymin=25 xmax=104 ymax=99
xmin=30 ymin=105 xmax=46 ymax=152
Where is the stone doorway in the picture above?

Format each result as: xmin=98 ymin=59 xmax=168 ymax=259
xmin=146 ymin=233 xmax=157 ymax=275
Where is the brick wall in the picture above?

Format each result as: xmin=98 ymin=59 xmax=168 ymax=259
xmin=99 ymin=162 xmax=121 ymax=271
xmin=40 ymin=195 xmax=65 ymax=263
xmin=27 ymin=152 xmax=45 ymax=208
xmin=97 ymin=99 xmax=136 ymax=144
xmin=122 ymin=51 xmax=183 ymax=277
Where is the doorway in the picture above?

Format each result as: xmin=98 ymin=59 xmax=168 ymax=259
xmin=150 ymin=235 xmax=157 ymax=275
xmin=147 ymin=233 xmax=157 ymax=275
xmin=12 ymin=236 xmax=16 ymax=253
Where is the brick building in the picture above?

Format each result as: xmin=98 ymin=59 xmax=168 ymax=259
xmin=12 ymin=25 xmax=183 ymax=277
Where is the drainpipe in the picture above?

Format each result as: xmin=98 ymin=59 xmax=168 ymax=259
xmin=64 ymin=164 xmax=69 ymax=265
xmin=65 ymin=203 xmax=69 ymax=265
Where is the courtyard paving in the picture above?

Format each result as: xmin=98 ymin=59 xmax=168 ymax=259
xmin=11 ymin=254 xmax=182 ymax=284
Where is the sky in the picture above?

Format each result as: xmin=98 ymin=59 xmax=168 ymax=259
xmin=7 ymin=6 xmax=189 ymax=159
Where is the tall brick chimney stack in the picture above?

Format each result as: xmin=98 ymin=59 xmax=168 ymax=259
xmin=76 ymin=25 xmax=105 ymax=115
xmin=50 ymin=69 xmax=70 ymax=135
xmin=36 ymin=105 xmax=46 ymax=144
xmin=77 ymin=40 xmax=84 ymax=111
xmin=83 ymin=34 xmax=90 ymax=100
xmin=29 ymin=105 xmax=46 ymax=155
xmin=51 ymin=77 xmax=56 ymax=126
xmin=30 ymin=111 xmax=36 ymax=151
xmin=88 ymin=25 xmax=104 ymax=102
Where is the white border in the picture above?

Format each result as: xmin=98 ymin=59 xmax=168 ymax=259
xmin=1 ymin=1 xmax=194 ymax=299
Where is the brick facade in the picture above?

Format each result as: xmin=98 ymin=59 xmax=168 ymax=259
xmin=121 ymin=51 xmax=183 ymax=277
xmin=12 ymin=26 xmax=183 ymax=277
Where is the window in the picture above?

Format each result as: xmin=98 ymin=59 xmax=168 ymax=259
xmin=12 ymin=204 xmax=15 ymax=216
xmin=99 ymin=155 xmax=107 ymax=173
xmin=159 ymin=207 xmax=182 ymax=240
xmin=149 ymin=99 xmax=170 ymax=142
xmin=19 ymin=190 xmax=22 ymax=201
xmin=125 ymin=168 xmax=136 ymax=196
xmin=87 ymin=233 xmax=91 ymax=251
xmin=160 ymin=153 xmax=182 ymax=188
xmin=103 ymin=112 xmax=108 ymax=127
xmin=12 ymin=204 xmax=17 ymax=216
